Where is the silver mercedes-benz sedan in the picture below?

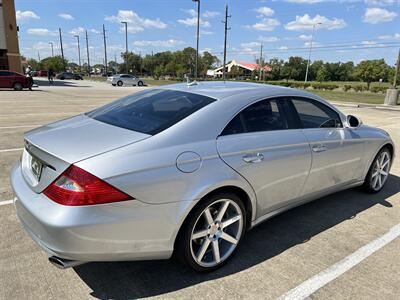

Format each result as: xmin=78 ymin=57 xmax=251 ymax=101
xmin=11 ymin=82 xmax=395 ymax=271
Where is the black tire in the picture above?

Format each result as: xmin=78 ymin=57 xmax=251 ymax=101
xmin=60 ymin=76 xmax=65 ymax=80
xmin=138 ymin=81 xmax=144 ymax=86
xmin=176 ymin=192 xmax=246 ymax=272
xmin=13 ymin=82 xmax=23 ymax=91
xmin=112 ymin=84 xmax=116 ymax=86
xmin=362 ymin=147 xmax=392 ymax=193
xmin=117 ymin=81 xmax=123 ymax=86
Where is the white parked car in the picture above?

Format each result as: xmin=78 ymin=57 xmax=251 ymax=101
xmin=107 ymin=74 xmax=145 ymax=87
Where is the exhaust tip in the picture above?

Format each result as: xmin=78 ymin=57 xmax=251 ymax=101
xmin=48 ymin=256 xmax=86 ymax=269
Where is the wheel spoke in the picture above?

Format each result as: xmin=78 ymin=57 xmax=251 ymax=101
xmin=215 ymin=201 xmax=230 ymax=222
xmin=204 ymin=208 xmax=214 ymax=225
xmin=380 ymin=170 xmax=388 ymax=176
xmin=380 ymin=153 xmax=386 ymax=166
xmin=371 ymin=170 xmax=379 ymax=178
xmin=192 ymin=229 xmax=208 ymax=240
xmin=375 ymin=159 xmax=381 ymax=169
xmin=222 ymin=214 xmax=241 ymax=228
xmin=377 ymin=174 xmax=382 ymax=189
xmin=373 ymin=174 xmax=379 ymax=189
xmin=212 ymin=240 xmax=220 ymax=263
xmin=381 ymin=159 xmax=389 ymax=169
xmin=197 ymin=239 xmax=211 ymax=262
xmin=220 ymin=232 xmax=238 ymax=245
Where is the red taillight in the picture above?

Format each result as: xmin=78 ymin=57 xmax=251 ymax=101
xmin=43 ymin=165 xmax=133 ymax=206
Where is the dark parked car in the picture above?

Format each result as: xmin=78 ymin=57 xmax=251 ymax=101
xmin=56 ymin=72 xmax=83 ymax=80
xmin=0 ymin=70 xmax=30 ymax=91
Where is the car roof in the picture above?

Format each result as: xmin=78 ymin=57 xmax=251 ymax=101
xmin=159 ymin=81 xmax=316 ymax=101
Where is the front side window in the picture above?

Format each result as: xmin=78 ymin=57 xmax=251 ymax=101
xmin=221 ymin=98 xmax=289 ymax=136
xmin=290 ymin=98 xmax=342 ymax=129
xmin=0 ymin=71 xmax=12 ymax=77
xmin=87 ymin=89 xmax=216 ymax=135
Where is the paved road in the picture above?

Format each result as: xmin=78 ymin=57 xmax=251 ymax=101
xmin=0 ymin=80 xmax=399 ymax=299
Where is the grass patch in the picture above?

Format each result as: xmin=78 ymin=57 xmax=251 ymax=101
xmin=311 ymin=90 xmax=385 ymax=104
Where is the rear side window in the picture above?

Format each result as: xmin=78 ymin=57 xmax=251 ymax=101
xmin=291 ymin=98 xmax=342 ymax=128
xmin=87 ymin=89 xmax=216 ymax=135
xmin=0 ymin=71 xmax=12 ymax=76
xmin=221 ymin=98 xmax=289 ymax=135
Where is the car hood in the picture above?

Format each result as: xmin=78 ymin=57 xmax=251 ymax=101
xmin=25 ymin=114 xmax=151 ymax=164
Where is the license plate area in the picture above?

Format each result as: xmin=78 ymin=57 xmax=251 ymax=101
xmin=22 ymin=149 xmax=44 ymax=186
xmin=30 ymin=155 xmax=43 ymax=181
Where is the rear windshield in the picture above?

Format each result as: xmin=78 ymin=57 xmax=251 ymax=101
xmin=87 ymin=89 xmax=216 ymax=135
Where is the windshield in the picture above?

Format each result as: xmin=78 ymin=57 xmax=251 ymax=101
xmin=87 ymin=89 xmax=216 ymax=135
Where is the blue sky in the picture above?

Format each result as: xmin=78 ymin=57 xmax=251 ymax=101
xmin=15 ymin=0 xmax=400 ymax=66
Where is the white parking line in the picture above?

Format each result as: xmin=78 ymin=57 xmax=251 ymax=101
xmin=0 ymin=112 xmax=75 ymax=117
xmin=0 ymin=148 xmax=23 ymax=153
xmin=278 ymin=223 xmax=400 ymax=300
xmin=0 ymin=199 xmax=14 ymax=206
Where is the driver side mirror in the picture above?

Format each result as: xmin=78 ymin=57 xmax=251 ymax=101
xmin=347 ymin=115 xmax=362 ymax=129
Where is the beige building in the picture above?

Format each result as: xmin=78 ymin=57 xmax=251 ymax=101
xmin=0 ymin=0 xmax=22 ymax=72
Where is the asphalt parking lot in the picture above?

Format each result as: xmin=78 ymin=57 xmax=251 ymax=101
xmin=0 ymin=79 xmax=399 ymax=300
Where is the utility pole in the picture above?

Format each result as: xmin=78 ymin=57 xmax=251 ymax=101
xmin=103 ymin=24 xmax=108 ymax=75
xmin=394 ymin=49 xmax=400 ymax=88
xmin=49 ymin=42 xmax=54 ymax=57
xmin=305 ymin=22 xmax=321 ymax=83
xmin=85 ymin=30 xmax=91 ymax=77
xmin=193 ymin=0 xmax=200 ymax=80
xmin=259 ymin=44 xmax=263 ymax=81
xmin=222 ymin=4 xmax=231 ymax=81
xmin=37 ymin=51 xmax=41 ymax=62
xmin=59 ymin=28 xmax=65 ymax=70
xmin=121 ymin=21 xmax=128 ymax=73
xmin=74 ymin=35 xmax=81 ymax=72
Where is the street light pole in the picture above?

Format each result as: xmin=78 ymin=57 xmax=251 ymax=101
xmin=193 ymin=0 xmax=200 ymax=80
xmin=304 ymin=22 xmax=321 ymax=83
xmin=121 ymin=21 xmax=128 ymax=73
xmin=49 ymin=42 xmax=54 ymax=57
xmin=74 ymin=35 xmax=81 ymax=72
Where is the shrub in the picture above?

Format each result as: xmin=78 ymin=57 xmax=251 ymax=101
xmin=353 ymin=85 xmax=365 ymax=92
xmin=370 ymin=86 xmax=387 ymax=93
xmin=343 ymin=84 xmax=352 ymax=92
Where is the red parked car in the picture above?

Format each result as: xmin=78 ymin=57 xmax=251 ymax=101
xmin=37 ymin=70 xmax=48 ymax=77
xmin=0 ymin=70 xmax=30 ymax=91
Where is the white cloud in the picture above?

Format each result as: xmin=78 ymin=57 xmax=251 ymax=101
xmin=378 ymin=33 xmax=400 ymax=40
xmin=255 ymin=7 xmax=275 ymax=17
xmin=285 ymin=14 xmax=346 ymax=31
xmin=200 ymin=30 xmax=214 ymax=35
xmin=27 ymin=28 xmax=57 ymax=36
xmin=181 ymin=9 xmax=197 ymax=17
xmin=105 ymin=10 xmax=167 ymax=32
xmin=241 ymin=42 xmax=261 ymax=49
xmin=258 ymin=36 xmax=279 ymax=42
xmin=299 ymin=34 xmax=313 ymax=40
xmin=69 ymin=27 xmax=100 ymax=35
xmin=32 ymin=41 xmax=58 ymax=51
xmin=247 ymin=18 xmax=280 ymax=31
xmin=133 ymin=39 xmax=183 ymax=48
xmin=364 ymin=0 xmax=396 ymax=6
xmin=69 ymin=27 xmax=85 ymax=35
xmin=178 ymin=17 xmax=211 ymax=27
xmin=279 ymin=46 xmax=289 ymax=50
xmin=203 ymin=10 xmax=220 ymax=18
xmin=363 ymin=8 xmax=397 ymax=24
xmin=16 ymin=11 xmax=40 ymax=22
xmin=58 ymin=13 xmax=74 ymax=20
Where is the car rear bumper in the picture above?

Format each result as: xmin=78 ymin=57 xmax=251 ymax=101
xmin=11 ymin=164 xmax=189 ymax=262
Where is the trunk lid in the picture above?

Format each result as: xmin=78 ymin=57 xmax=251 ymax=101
xmin=22 ymin=114 xmax=150 ymax=193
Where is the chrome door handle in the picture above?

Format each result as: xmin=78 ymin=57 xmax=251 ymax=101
xmin=243 ymin=153 xmax=264 ymax=163
xmin=312 ymin=144 xmax=327 ymax=153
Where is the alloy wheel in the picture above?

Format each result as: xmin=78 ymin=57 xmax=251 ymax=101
xmin=190 ymin=199 xmax=243 ymax=268
xmin=370 ymin=151 xmax=390 ymax=191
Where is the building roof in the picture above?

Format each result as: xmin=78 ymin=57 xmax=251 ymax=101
xmin=213 ymin=59 xmax=271 ymax=73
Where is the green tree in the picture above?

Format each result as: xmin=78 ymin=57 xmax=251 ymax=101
xmin=353 ymin=59 xmax=390 ymax=90
xmin=40 ymin=56 xmax=68 ymax=72
xmin=316 ymin=65 xmax=329 ymax=82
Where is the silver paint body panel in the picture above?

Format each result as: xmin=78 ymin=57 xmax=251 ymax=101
xmin=11 ymin=81 xmax=395 ymax=262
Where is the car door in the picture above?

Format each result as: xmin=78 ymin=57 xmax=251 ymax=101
xmin=0 ymin=71 xmax=13 ymax=88
xmin=0 ymin=71 xmax=7 ymax=87
xmin=217 ymin=97 xmax=312 ymax=217
xmin=289 ymin=97 xmax=364 ymax=195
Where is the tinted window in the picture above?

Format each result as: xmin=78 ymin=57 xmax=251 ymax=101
xmin=87 ymin=89 xmax=216 ymax=135
xmin=291 ymin=98 xmax=342 ymax=128
xmin=0 ymin=71 xmax=12 ymax=76
xmin=221 ymin=99 xmax=289 ymax=135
